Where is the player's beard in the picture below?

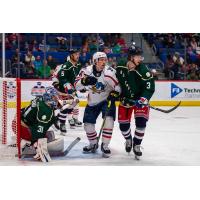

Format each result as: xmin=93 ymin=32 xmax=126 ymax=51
xmin=70 ymin=55 xmax=79 ymax=64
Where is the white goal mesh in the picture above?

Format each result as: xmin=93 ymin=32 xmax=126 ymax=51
xmin=0 ymin=78 xmax=21 ymax=159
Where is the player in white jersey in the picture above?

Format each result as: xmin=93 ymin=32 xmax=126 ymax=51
xmin=75 ymin=52 xmax=121 ymax=157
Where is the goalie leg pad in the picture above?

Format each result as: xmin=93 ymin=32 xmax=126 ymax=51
xmin=45 ymin=131 xmax=55 ymax=143
xmin=47 ymin=137 xmax=64 ymax=152
xmin=35 ymin=138 xmax=51 ymax=162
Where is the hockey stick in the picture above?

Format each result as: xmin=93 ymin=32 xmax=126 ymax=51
xmin=123 ymin=98 xmax=181 ymax=114
xmin=92 ymin=101 xmax=112 ymax=152
xmin=150 ymin=101 xmax=181 ymax=113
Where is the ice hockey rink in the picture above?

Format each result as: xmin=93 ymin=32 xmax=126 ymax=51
xmin=0 ymin=106 xmax=200 ymax=166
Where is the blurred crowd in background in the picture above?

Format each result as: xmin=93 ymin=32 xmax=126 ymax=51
xmin=1 ymin=33 xmax=200 ymax=80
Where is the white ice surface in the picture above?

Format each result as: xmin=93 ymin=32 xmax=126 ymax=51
xmin=0 ymin=106 xmax=200 ymax=166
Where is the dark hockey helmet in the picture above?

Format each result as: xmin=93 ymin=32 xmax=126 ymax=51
xmin=128 ymin=43 xmax=143 ymax=56
xmin=69 ymin=48 xmax=80 ymax=55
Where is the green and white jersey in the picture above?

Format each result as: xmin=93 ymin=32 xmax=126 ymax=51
xmin=52 ymin=60 xmax=82 ymax=93
xmin=116 ymin=63 xmax=155 ymax=101
xmin=21 ymin=98 xmax=56 ymax=142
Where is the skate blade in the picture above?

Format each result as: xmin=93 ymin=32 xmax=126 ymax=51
xmin=75 ymin=124 xmax=82 ymax=127
xmin=102 ymin=153 xmax=110 ymax=158
xmin=70 ymin=126 xmax=76 ymax=129
xmin=82 ymin=150 xmax=97 ymax=154
xmin=135 ymin=155 xmax=141 ymax=160
xmin=60 ymin=132 xmax=67 ymax=136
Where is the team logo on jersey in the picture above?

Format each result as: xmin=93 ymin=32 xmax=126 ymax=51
xmin=42 ymin=115 xmax=47 ymax=120
xmin=7 ymin=81 xmax=16 ymax=99
xmin=31 ymin=82 xmax=46 ymax=97
xmin=91 ymin=82 xmax=105 ymax=94
xmin=171 ymin=83 xmax=183 ymax=98
xmin=146 ymin=72 xmax=151 ymax=77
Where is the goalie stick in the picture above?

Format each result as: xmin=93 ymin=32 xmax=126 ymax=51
xmin=61 ymin=137 xmax=81 ymax=156
xmin=18 ymin=137 xmax=81 ymax=158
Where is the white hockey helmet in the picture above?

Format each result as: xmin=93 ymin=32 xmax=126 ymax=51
xmin=92 ymin=52 xmax=107 ymax=64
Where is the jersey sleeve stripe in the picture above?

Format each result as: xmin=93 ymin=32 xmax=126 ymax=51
xmin=105 ymin=75 xmax=119 ymax=85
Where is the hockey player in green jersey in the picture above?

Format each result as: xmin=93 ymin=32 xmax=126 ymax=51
xmin=116 ymin=44 xmax=155 ymax=159
xmin=52 ymin=49 xmax=83 ymax=135
xmin=13 ymin=87 xmax=60 ymax=162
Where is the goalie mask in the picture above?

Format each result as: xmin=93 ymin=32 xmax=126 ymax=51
xmin=43 ymin=87 xmax=58 ymax=108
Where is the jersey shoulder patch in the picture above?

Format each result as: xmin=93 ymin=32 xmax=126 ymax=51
xmin=136 ymin=64 xmax=153 ymax=80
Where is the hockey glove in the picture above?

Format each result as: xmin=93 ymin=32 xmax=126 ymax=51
xmin=107 ymin=91 xmax=120 ymax=105
xmin=121 ymin=97 xmax=135 ymax=107
xmin=135 ymin=97 xmax=148 ymax=108
xmin=80 ymin=88 xmax=87 ymax=93
xmin=63 ymin=82 xmax=75 ymax=94
xmin=52 ymin=82 xmax=59 ymax=90
xmin=81 ymin=75 xmax=97 ymax=86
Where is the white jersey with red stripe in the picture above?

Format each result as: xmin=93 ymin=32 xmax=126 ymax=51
xmin=52 ymin=64 xmax=63 ymax=83
xmin=75 ymin=65 xmax=121 ymax=106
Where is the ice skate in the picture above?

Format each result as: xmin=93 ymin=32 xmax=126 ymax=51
xmin=125 ymin=138 xmax=132 ymax=153
xmin=133 ymin=144 xmax=142 ymax=160
xmin=101 ymin=143 xmax=111 ymax=158
xmin=73 ymin=118 xmax=82 ymax=127
xmin=68 ymin=119 xmax=76 ymax=129
xmin=60 ymin=123 xmax=67 ymax=136
xmin=83 ymin=143 xmax=98 ymax=153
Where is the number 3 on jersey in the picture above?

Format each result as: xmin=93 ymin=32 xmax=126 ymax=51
xmin=146 ymin=82 xmax=151 ymax=89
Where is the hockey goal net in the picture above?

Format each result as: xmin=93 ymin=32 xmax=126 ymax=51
xmin=0 ymin=78 xmax=21 ymax=159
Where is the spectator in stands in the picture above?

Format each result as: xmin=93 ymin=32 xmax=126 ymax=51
xmin=79 ymin=52 xmax=89 ymax=67
xmin=116 ymin=34 xmax=126 ymax=48
xmin=24 ymin=50 xmax=35 ymax=78
xmin=47 ymin=55 xmax=57 ymax=70
xmin=33 ymin=55 xmax=43 ymax=72
xmin=171 ymin=52 xmax=184 ymax=80
xmin=58 ymin=38 xmax=68 ymax=52
xmin=11 ymin=48 xmax=21 ymax=65
xmin=98 ymin=35 xmax=104 ymax=46
xmin=29 ymin=39 xmax=38 ymax=51
xmin=162 ymin=34 xmax=175 ymax=48
xmin=112 ymin=42 xmax=121 ymax=54
xmin=163 ymin=54 xmax=174 ymax=78
xmin=5 ymin=36 xmax=12 ymax=50
xmin=8 ymin=33 xmax=18 ymax=49
xmin=89 ymin=38 xmax=98 ymax=53
xmin=103 ymin=46 xmax=112 ymax=54
xmin=39 ymin=40 xmax=50 ymax=52
xmin=25 ymin=50 xmax=35 ymax=65
xmin=187 ymin=63 xmax=199 ymax=80
xmin=190 ymin=37 xmax=198 ymax=51
xmin=37 ymin=59 xmax=52 ymax=78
